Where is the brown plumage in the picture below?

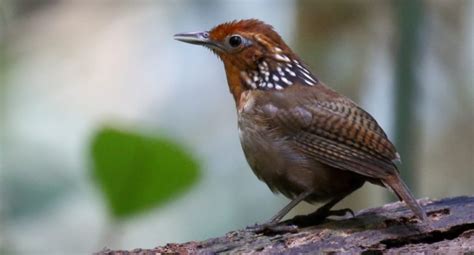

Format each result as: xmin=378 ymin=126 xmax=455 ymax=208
xmin=174 ymin=19 xmax=428 ymax=229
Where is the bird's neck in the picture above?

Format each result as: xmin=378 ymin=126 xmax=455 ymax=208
xmin=223 ymin=55 xmax=319 ymax=106
xmin=223 ymin=61 xmax=246 ymax=106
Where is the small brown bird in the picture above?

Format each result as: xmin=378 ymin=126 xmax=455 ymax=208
xmin=175 ymin=19 xmax=427 ymax=229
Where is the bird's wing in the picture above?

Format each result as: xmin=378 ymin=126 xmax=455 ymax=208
xmin=258 ymin=87 xmax=399 ymax=179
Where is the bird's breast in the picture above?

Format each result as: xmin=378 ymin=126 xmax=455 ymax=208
xmin=237 ymin=90 xmax=256 ymax=115
xmin=237 ymin=91 xmax=317 ymax=199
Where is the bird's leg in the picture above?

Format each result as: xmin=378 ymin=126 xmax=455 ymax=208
xmin=290 ymin=194 xmax=354 ymax=227
xmin=269 ymin=190 xmax=314 ymax=223
xmin=247 ymin=190 xmax=313 ymax=234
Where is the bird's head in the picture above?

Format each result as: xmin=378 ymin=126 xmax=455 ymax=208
xmin=174 ymin=19 xmax=318 ymax=103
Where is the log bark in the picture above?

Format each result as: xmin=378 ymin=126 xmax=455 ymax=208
xmin=98 ymin=196 xmax=474 ymax=254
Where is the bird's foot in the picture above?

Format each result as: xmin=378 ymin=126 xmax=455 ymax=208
xmin=327 ymin=208 xmax=355 ymax=217
xmin=246 ymin=222 xmax=298 ymax=234
xmin=290 ymin=208 xmax=355 ymax=227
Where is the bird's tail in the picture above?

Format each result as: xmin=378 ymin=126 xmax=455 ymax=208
xmin=382 ymin=173 xmax=428 ymax=223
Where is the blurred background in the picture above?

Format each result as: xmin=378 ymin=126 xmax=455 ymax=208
xmin=0 ymin=0 xmax=473 ymax=254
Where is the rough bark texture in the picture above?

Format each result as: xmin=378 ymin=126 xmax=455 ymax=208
xmin=98 ymin=196 xmax=474 ymax=254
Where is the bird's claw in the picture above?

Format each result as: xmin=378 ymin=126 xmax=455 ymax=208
xmin=289 ymin=208 xmax=355 ymax=227
xmin=329 ymin=208 xmax=355 ymax=217
xmin=246 ymin=222 xmax=298 ymax=234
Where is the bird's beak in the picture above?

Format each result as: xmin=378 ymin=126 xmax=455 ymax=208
xmin=174 ymin=31 xmax=222 ymax=50
xmin=174 ymin=31 xmax=211 ymax=46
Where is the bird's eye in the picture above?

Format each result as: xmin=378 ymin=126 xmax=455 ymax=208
xmin=228 ymin=35 xmax=242 ymax=48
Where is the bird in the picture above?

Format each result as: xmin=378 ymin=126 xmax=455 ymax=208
xmin=174 ymin=19 xmax=428 ymax=231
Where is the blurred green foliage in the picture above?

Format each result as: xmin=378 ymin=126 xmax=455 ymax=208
xmin=393 ymin=0 xmax=423 ymax=192
xmin=91 ymin=127 xmax=200 ymax=219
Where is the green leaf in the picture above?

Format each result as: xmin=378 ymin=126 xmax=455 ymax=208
xmin=90 ymin=127 xmax=200 ymax=219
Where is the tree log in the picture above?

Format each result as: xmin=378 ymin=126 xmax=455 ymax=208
xmin=98 ymin=196 xmax=474 ymax=254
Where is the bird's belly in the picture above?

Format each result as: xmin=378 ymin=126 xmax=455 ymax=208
xmin=238 ymin=118 xmax=363 ymax=203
